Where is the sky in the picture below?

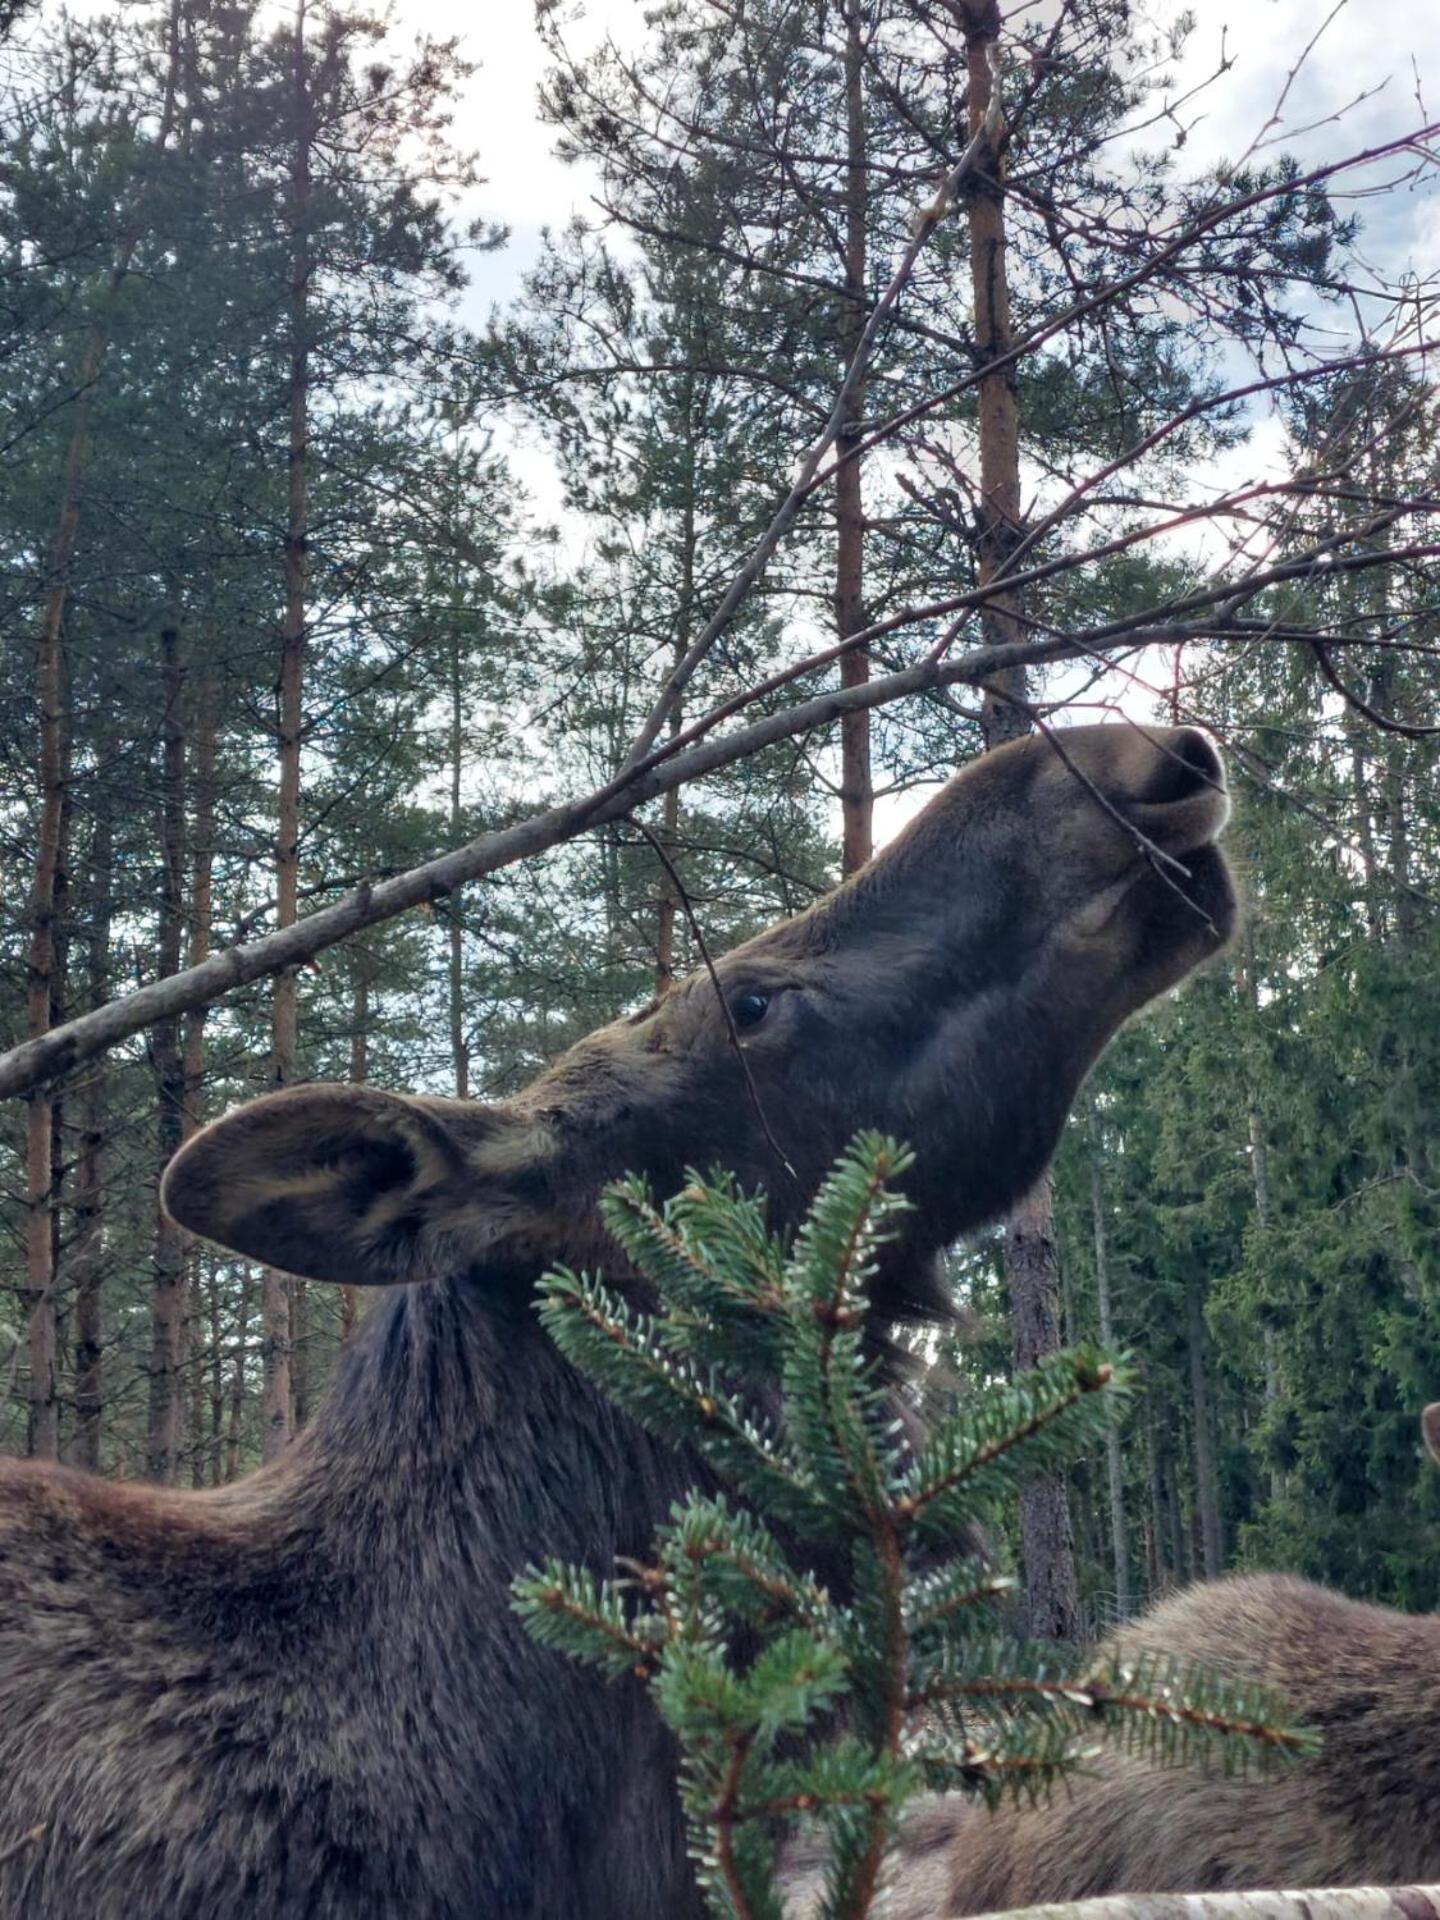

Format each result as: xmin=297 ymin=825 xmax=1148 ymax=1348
xmin=395 ymin=0 xmax=1440 ymax=837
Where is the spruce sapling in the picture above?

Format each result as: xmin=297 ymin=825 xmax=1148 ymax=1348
xmin=514 ymin=1136 xmax=1316 ymax=1920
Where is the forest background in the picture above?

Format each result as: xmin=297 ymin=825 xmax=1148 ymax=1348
xmin=2 ymin=0 xmax=1438 ymax=1636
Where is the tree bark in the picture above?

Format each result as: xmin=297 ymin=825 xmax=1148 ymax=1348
xmin=1187 ymin=1275 xmax=1225 ymax=1577
xmin=225 ymin=1271 xmax=253 ymax=1483
xmin=836 ymin=0 xmax=871 ymax=876
xmin=1145 ymin=1418 xmax=1170 ymax=1600
xmin=1237 ymin=921 xmax=1285 ymax=1508
xmin=183 ymin=673 xmax=218 ymax=1487
xmin=263 ymin=0 xmax=312 ymax=1460
xmin=340 ymin=959 xmax=368 ymax=1343
xmin=447 ymin=627 xmax=471 ymax=1094
xmin=22 ymin=0 xmax=183 ymax=1462
xmin=1091 ymin=1147 xmax=1131 ymax=1618
xmin=207 ymin=1258 xmax=225 ymax=1486
xmin=959 ymin=0 xmax=1079 ymax=1638
xmin=960 ymin=2 xmax=1026 ymax=741
xmin=68 ymin=812 xmax=111 ymax=1472
xmin=654 ymin=476 xmax=696 ymax=995
xmin=23 ymin=631 xmax=65 ymax=1460
xmin=1007 ymin=1183 xmax=1082 ymax=1640
xmin=147 ymin=626 xmax=188 ymax=1481
xmin=181 ymin=670 xmax=218 ymax=1134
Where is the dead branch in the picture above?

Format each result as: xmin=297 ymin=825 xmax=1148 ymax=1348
xmin=0 ymin=628 xmax=1075 ymax=1104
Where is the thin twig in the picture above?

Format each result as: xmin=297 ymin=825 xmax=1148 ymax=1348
xmin=616 ymin=75 xmax=1006 ymax=776
xmin=1307 ymin=641 xmax=1440 ymax=739
xmin=625 ymin=815 xmax=798 ymax=1186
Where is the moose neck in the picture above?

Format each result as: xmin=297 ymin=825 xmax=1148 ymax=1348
xmin=291 ymin=1269 xmax=692 ymax=1573
xmin=262 ymin=1270 xmax=704 ymax=1920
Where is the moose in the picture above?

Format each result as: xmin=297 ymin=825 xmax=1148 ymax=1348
xmin=0 ymin=724 xmax=1234 ymax=1919
xmin=872 ymin=1399 xmax=1440 ymax=1917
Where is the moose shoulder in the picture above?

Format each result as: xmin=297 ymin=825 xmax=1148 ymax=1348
xmin=0 ymin=726 xmax=1234 ymax=1920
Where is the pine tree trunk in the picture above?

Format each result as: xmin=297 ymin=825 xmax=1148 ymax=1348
xmin=835 ymin=0 xmax=871 ymax=877
xmin=655 ymin=485 xmax=697 ymax=994
xmin=1240 ymin=926 xmax=1285 ymax=1508
xmin=182 ymin=673 xmax=218 ymax=1487
xmin=1173 ymin=1439 xmax=1195 ymax=1582
xmin=1349 ymin=731 xmax=1380 ymax=936
xmin=189 ymin=1270 xmax=209 ymax=1490
xmin=68 ymin=812 xmax=111 ymax=1472
xmin=959 ymin=0 xmax=1078 ymax=1639
xmin=340 ymin=962 xmax=367 ymax=1342
xmin=208 ymin=1260 xmax=225 ymax=1486
xmin=263 ymin=0 xmax=312 ymax=1459
xmin=447 ymin=628 xmax=470 ymax=1095
xmin=1145 ymin=1419 xmax=1169 ymax=1599
xmin=1091 ymin=1148 xmax=1131 ymax=1617
xmin=1187 ymin=1276 xmax=1225 ymax=1577
xmin=147 ymin=626 xmax=188 ymax=1481
xmin=23 ymin=603 xmax=65 ymax=1460
xmin=960 ymin=0 xmax=1025 ymax=738
xmin=1007 ymin=1184 xmax=1082 ymax=1639
xmin=225 ymin=1271 xmax=254 ymax=1482
xmin=23 ymin=467 xmax=75 ymax=1463
xmin=23 ymin=0 xmax=182 ymax=1463
xmin=181 ymin=670 xmax=218 ymax=1134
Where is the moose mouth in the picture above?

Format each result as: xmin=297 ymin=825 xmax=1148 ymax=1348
xmin=1123 ymin=728 xmax=1237 ymax=952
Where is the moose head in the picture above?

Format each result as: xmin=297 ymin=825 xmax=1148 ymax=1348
xmin=164 ymin=723 xmax=1233 ymax=1326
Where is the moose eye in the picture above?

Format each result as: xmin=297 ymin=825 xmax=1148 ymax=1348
xmin=731 ymin=990 xmax=771 ymax=1030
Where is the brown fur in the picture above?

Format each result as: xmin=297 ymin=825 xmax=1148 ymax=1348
xmin=918 ymin=1410 xmax=1440 ymax=1916
xmin=0 ymin=726 xmax=1234 ymax=1919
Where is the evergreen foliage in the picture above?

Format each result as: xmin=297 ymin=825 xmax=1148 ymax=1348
xmin=513 ymin=1139 xmax=1317 ymax=1919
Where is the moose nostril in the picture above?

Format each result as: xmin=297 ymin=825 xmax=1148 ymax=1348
xmin=1142 ymin=728 xmax=1224 ymax=805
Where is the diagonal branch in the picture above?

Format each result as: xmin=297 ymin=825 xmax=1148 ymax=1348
xmin=0 ymin=629 xmax=1073 ymax=1105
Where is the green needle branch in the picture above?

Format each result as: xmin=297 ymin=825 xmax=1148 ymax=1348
xmin=512 ymin=1137 xmax=1318 ymax=1920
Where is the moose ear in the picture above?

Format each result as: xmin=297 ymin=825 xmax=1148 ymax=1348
xmin=161 ymin=1084 xmax=548 ymax=1287
xmin=1422 ymin=1404 xmax=1440 ymax=1468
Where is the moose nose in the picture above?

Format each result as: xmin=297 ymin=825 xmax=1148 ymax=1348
xmin=1139 ymin=727 xmax=1226 ymax=806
